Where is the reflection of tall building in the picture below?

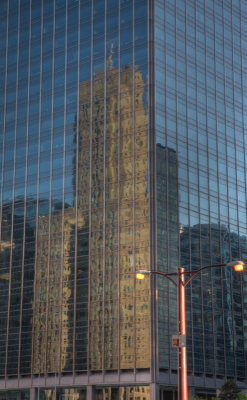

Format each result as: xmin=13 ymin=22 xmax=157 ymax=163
xmin=32 ymin=61 xmax=150 ymax=377
xmin=1 ymin=1 xmax=247 ymax=399
xmin=79 ymin=64 xmax=150 ymax=371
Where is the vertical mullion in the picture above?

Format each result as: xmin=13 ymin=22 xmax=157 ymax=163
xmin=132 ymin=0 xmax=136 ymax=378
xmin=58 ymin=0 xmax=68 ymax=381
xmin=44 ymin=0 xmax=55 ymax=379
xmin=221 ymin=0 xmax=230 ymax=378
xmin=0 ymin=0 xmax=9 ymax=249
xmin=5 ymin=0 xmax=20 ymax=378
xmin=229 ymin=0 xmax=237 ymax=378
xmin=177 ymin=0 xmax=182 ymax=375
xmin=72 ymin=0 xmax=80 ymax=379
xmin=217 ymin=0 xmax=224 ymax=377
xmin=87 ymin=0 xmax=93 ymax=378
xmin=185 ymin=0 xmax=193 ymax=376
xmin=151 ymin=0 xmax=158 ymax=385
xmin=166 ymin=0 xmax=172 ymax=371
xmin=239 ymin=0 xmax=247 ymax=378
xmin=117 ymin=0 xmax=121 ymax=378
xmin=194 ymin=0 xmax=206 ymax=377
xmin=204 ymin=0 xmax=217 ymax=378
xmin=211 ymin=0 xmax=221 ymax=378
xmin=102 ymin=0 xmax=107 ymax=377
xmin=0 ymin=0 xmax=9 ymax=379
xmin=18 ymin=0 xmax=29 ymax=379
xmin=30 ymin=0 xmax=43 ymax=379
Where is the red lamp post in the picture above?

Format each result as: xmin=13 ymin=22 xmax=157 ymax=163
xmin=136 ymin=260 xmax=245 ymax=400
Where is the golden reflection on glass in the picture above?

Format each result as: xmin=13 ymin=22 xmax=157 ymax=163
xmin=84 ymin=60 xmax=150 ymax=370
xmin=33 ymin=207 xmax=89 ymax=373
xmin=119 ymin=66 xmax=150 ymax=369
xmin=33 ymin=210 xmax=76 ymax=373
xmin=95 ymin=386 xmax=150 ymax=400
xmin=119 ymin=386 xmax=150 ymax=400
xmin=33 ymin=215 xmax=50 ymax=374
xmin=88 ymin=68 xmax=105 ymax=370
xmin=33 ymin=75 xmax=92 ymax=374
xmin=40 ymin=388 xmax=86 ymax=400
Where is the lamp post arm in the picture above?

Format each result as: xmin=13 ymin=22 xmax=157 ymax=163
xmin=183 ymin=263 xmax=226 ymax=287
xmin=150 ymin=271 xmax=177 ymax=287
xmin=146 ymin=263 xmax=230 ymax=287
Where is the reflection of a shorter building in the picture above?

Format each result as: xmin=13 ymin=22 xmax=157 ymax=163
xmin=33 ymin=206 xmax=88 ymax=373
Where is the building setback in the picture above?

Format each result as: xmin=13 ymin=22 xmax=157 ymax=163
xmin=0 ymin=0 xmax=247 ymax=399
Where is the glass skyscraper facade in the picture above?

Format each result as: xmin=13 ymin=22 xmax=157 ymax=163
xmin=0 ymin=0 xmax=246 ymax=399
xmin=155 ymin=0 xmax=247 ymax=387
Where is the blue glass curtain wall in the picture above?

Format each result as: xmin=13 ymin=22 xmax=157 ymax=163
xmin=0 ymin=0 xmax=149 ymax=377
xmin=154 ymin=0 xmax=247 ymax=379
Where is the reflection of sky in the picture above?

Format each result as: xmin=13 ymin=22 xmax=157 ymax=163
xmin=156 ymin=136 xmax=166 ymax=147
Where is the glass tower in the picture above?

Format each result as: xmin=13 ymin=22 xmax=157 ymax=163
xmin=155 ymin=0 xmax=247 ymax=387
xmin=0 ymin=0 xmax=247 ymax=399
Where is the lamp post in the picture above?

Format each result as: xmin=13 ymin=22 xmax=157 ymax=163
xmin=136 ymin=260 xmax=245 ymax=400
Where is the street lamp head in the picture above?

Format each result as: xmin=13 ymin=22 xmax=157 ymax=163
xmin=234 ymin=264 xmax=244 ymax=272
xmin=136 ymin=270 xmax=151 ymax=280
xmin=226 ymin=260 xmax=245 ymax=272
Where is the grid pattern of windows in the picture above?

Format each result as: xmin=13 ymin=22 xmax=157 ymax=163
xmin=155 ymin=0 xmax=247 ymax=379
xmin=1 ymin=0 xmax=247 ymax=393
xmin=0 ymin=0 xmax=150 ymax=378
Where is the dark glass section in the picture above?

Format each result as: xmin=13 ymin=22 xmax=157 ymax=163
xmin=156 ymin=144 xmax=178 ymax=370
xmin=0 ymin=390 xmax=29 ymax=400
